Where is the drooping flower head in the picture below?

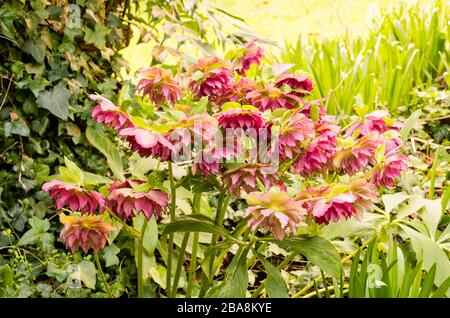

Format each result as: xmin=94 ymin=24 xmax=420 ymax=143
xmin=107 ymin=179 xmax=170 ymax=220
xmin=347 ymin=178 xmax=378 ymax=216
xmin=192 ymin=145 xmax=222 ymax=177
xmin=296 ymin=178 xmax=377 ymax=225
xmin=235 ymin=40 xmax=264 ymax=76
xmin=89 ymin=94 xmax=134 ymax=131
xmin=119 ymin=127 xmax=174 ymax=160
xmin=275 ymin=72 xmax=313 ymax=98
xmin=218 ymin=106 xmax=265 ymax=130
xmin=247 ymin=87 xmax=301 ymax=111
xmin=312 ymin=193 xmax=357 ymax=225
xmin=42 ymin=180 xmax=105 ymax=214
xmin=187 ymin=57 xmax=234 ymax=102
xmin=345 ymin=110 xmax=403 ymax=138
xmin=222 ymin=163 xmax=279 ymax=198
xmin=334 ymin=133 xmax=381 ymax=175
xmin=293 ymin=121 xmax=340 ymax=176
xmin=245 ymin=189 xmax=305 ymax=240
xmin=275 ymin=112 xmax=315 ymax=159
xmin=370 ymin=151 xmax=408 ymax=188
xmin=60 ymin=214 xmax=115 ymax=253
xmin=215 ymin=78 xmax=256 ymax=106
xmin=137 ymin=67 xmax=181 ymax=106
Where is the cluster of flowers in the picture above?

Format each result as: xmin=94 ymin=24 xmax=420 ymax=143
xmin=42 ymin=40 xmax=408 ymax=252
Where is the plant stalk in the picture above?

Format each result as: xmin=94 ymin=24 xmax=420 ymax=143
xmin=166 ymin=161 xmax=177 ymax=297
xmin=186 ymin=192 xmax=202 ymax=297
xmin=137 ymin=220 xmax=148 ymax=298
xmin=94 ymin=253 xmax=113 ymax=298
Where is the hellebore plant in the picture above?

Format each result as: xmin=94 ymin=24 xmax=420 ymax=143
xmin=42 ymin=41 xmax=408 ymax=298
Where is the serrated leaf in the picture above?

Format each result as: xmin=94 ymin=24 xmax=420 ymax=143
xmin=78 ymin=260 xmax=96 ymax=289
xmin=258 ymin=256 xmax=289 ymax=298
xmin=162 ymin=215 xmax=230 ymax=238
xmin=36 ymin=84 xmax=71 ymax=120
xmin=208 ymin=249 xmax=248 ymax=298
xmin=86 ymin=126 xmax=124 ymax=180
xmin=278 ymin=236 xmax=342 ymax=278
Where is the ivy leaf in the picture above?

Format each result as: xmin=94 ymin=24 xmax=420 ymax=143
xmin=22 ymin=39 xmax=46 ymax=64
xmin=36 ymin=83 xmax=71 ymax=120
xmin=78 ymin=260 xmax=96 ymax=289
xmin=84 ymin=24 xmax=111 ymax=49
xmin=4 ymin=121 xmax=30 ymax=137
xmin=103 ymin=243 xmax=120 ymax=267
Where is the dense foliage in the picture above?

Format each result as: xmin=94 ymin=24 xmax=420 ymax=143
xmin=0 ymin=0 xmax=449 ymax=298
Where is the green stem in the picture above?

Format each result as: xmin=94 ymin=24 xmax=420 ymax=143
xmin=105 ymin=207 xmax=140 ymax=238
xmin=166 ymin=161 xmax=177 ymax=297
xmin=186 ymin=192 xmax=202 ymax=297
xmin=208 ymin=194 xmax=230 ymax=279
xmin=171 ymin=233 xmax=189 ymax=297
xmin=137 ymin=220 xmax=148 ymax=298
xmin=94 ymin=253 xmax=113 ymax=298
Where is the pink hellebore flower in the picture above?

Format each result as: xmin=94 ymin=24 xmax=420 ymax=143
xmin=277 ymin=112 xmax=315 ymax=159
xmin=335 ymin=133 xmax=380 ymax=175
xmin=107 ymin=179 xmax=169 ymax=220
xmin=222 ymin=163 xmax=279 ymax=198
xmin=59 ymin=214 xmax=115 ymax=254
xmin=188 ymin=57 xmax=234 ymax=102
xmin=215 ymin=78 xmax=256 ymax=106
xmin=137 ymin=67 xmax=181 ymax=106
xmin=247 ymin=87 xmax=301 ymax=111
xmin=345 ymin=110 xmax=403 ymax=138
xmin=275 ymin=72 xmax=313 ymax=97
xmin=42 ymin=180 xmax=105 ymax=214
xmin=312 ymin=193 xmax=357 ymax=225
xmin=245 ymin=189 xmax=305 ymax=240
xmin=293 ymin=121 xmax=340 ymax=176
xmin=235 ymin=41 xmax=264 ymax=76
xmin=218 ymin=108 xmax=265 ymax=130
xmin=119 ymin=127 xmax=174 ymax=160
xmin=90 ymin=94 xmax=134 ymax=131
xmin=370 ymin=151 xmax=408 ymax=188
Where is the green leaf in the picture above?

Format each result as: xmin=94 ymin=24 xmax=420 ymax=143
xmin=17 ymin=228 xmax=40 ymax=246
xmin=162 ymin=214 xmax=230 ymax=238
xmin=4 ymin=121 xmax=30 ymax=137
xmin=22 ymin=39 xmax=45 ymax=64
xmin=63 ymin=156 xmax=84 ymax=184
xmin=418 ymin=263 xmax=436 ymax=298
xmin=134 ymin=215 xmax=158 ymax=255
xmin=400 ymin=110 xmax=421 ymax=142
xmin=279 ymin=236 xmax=342 ymax=278
xmin=36 ymin=83 xmax=71 ymax=120
xmin=84 ymin=24 xmax=110 ymax=49
xmin=86 ymin=126 xmax=124 ymax=180
xmin=0 ymin=265 xmax=13 ymax=290
xmin=258 ymin=256 xmax=289 ymax=298
xmin=382 ymin=192 xmax=409 ymax=214
xmin=103 ymin=244 xmax=120 ymax=267
xmin=207 ymin=249 xmax=248 ymax=298
xmin=78 ymin=260 xmax=96 ymax=289
xmin=400 ymin=224 xmax=450 ymax=296
xmin=83 ymin=172 xmax=112 ymax=185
